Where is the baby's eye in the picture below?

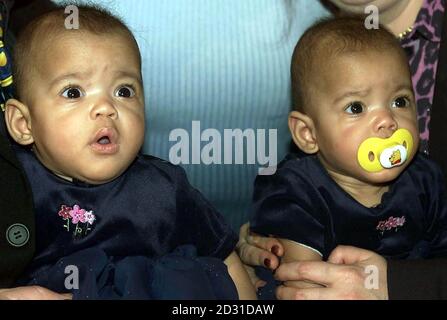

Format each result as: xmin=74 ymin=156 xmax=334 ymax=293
xmin=115 ymin=85 xmax=135 ymax=98
xmin=345 ymin=102 xmax=364 ymax=114
xmin=61 ymin=87 xmax=84 ymax=99
xmin=391 ymin=96 xmax=410 ymax=108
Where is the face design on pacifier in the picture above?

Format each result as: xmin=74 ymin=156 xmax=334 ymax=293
xmin=357 ymin=129 xmax=414 ymax=173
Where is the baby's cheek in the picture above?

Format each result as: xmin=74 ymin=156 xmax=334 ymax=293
xmin=53 ymin=133 xmax=74 ymax=151
xmin=334 ymin=128 xmax=363 ymax=153
xmin=401 ymin=122 xmax=420 ymax=158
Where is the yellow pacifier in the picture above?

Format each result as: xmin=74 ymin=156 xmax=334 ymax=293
xmin=357 ymin=128 xmax=414 ymax=173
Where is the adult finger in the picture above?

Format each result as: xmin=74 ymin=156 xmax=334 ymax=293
xmin=328 ymin=245 xmax=377 ymax=265
xmin=237 ymin=223 xmax=282 ymax=269
xmin=25 ymin=286 xmax=72 ymax=300
xmin=274 ymin=260 xmax=341 ymax=286
xmin=238 ymin=222 xmax=250 ymax=243
xmin=237 ymin=241 xmax=280 ymax=270
xmin=238 ymin=222 xmax=284 ymax=256
xmin=276 ymin=285 xmax=337 ymax=300
xmin=0 ymin=286 xmax=71 ymax=300
xmin=247 ymin=233 xmax=284 ymax=257
xmin=276 ymin=284 xmax=372 ymax=300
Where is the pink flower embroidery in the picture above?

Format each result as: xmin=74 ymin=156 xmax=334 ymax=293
xmin=58 ymin=205 xmax=71 ymax=219
xmin=84 ymin=211 xmax=96 ymax=225
xmin=57 ymin=204 xmax=96 ymax=237
xmin=376 ymin=216 xmax=406 ymax=234
xmin=69 ymin=205 xmax=86 ymax=224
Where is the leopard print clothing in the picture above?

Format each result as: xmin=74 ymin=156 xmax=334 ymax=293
xmin=400 ymin=0 xmax=445 ymax=155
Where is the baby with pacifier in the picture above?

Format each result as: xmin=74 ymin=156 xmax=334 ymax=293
xmin=249 ymin=17 xmax=447 ymax=296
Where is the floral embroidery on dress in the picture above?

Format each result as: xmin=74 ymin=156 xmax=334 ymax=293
xmin=58 ymin=204 xmax=96 ymax=237
xmin=376 ymin=216 xmax=406 ymax=235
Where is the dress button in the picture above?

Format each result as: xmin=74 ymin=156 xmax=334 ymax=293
xmin=6 ymin=223 xmax=30 ymax=247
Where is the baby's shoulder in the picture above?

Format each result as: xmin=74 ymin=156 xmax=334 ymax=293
xmin=270 ymin=153 xmax=322 ymax=179
xmin=406 ymin=153 xmax=444 ymax=179
xmin=401 ymin=153 xmax=446 ymax=192
xmin=255 ymin=153 xmax=324 ymax=190
xmin=131 ymin=153 xmax=188 ymax=182
xmin=137 ymin=153 xmax=178 ymax=169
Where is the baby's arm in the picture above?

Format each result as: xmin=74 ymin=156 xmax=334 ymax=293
xmin=224 ymin=251 xmax=257 ymax=299
xmin=278 ymin=238 xmax=323 ymax=289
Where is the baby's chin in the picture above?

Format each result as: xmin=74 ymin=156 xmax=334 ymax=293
xmin=67 ymin=167 xmax=127 ymax=185
xmin=78 ymin=173 xmax=122 ymax=185
xmin=76 ymin=157 xmax=139 ymax=184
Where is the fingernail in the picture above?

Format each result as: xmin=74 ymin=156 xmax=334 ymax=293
xmin=264 ymin=258 xmax=271 ymax=268
xmin=271 ymin=245 xmax=280 ymax=256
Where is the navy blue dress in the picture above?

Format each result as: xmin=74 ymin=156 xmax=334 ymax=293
xmin=251 ymin=153 xmax=447 ymax=259
xmin=251 ymin=153 xmax=447 ymax=299
xmin=15 ymin=146 xmax=238 ymax=299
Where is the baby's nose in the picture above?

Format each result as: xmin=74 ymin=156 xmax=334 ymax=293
xmin=374 ymin=108 xmax=398 ymax=137
xmin=91 ymin=98 xmax=117 ymax=119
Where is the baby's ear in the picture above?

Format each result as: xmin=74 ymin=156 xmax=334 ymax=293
xmin=288 ymin=110 xmax=319 ymax=154
xmin=4 ymin=98 xmax=34 ymax=145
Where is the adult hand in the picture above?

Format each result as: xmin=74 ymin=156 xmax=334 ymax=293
xmin=236 ymin=223 xmax=284 ymax=289
xmin=0 ymin=286 xmax=72 ymax=300
xmin=236 ymin=222 xmax=284 ymax=270
xmin=275 ymin=245 xmax=388 ymax=300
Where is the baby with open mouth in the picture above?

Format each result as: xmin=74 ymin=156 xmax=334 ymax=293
xmin=4 ymin=4 xmax=255 ymax=299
